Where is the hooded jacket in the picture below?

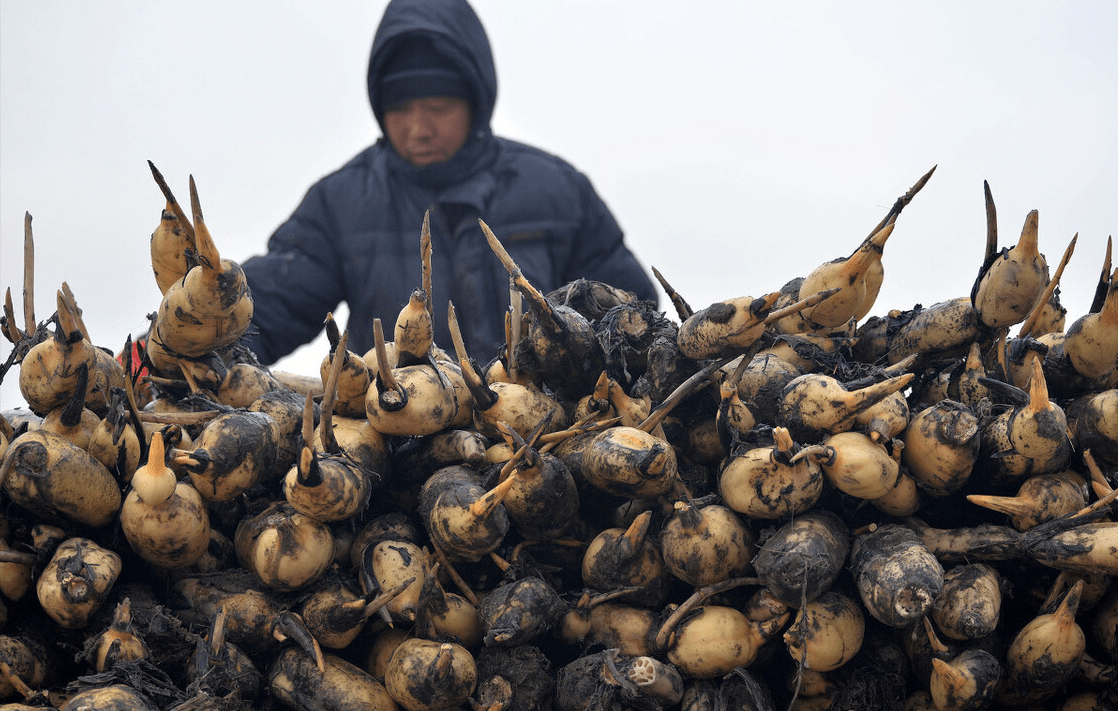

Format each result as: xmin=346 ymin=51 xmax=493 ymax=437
xmin=240 ymin=0 xmax=657 ymax=365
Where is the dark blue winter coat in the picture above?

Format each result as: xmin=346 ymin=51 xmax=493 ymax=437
xmin=241 ymin=0 xmax=657 ymax=365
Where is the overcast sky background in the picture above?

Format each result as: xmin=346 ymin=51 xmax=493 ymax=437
xmin=2 ymin=1 xmax=1115 ymax=409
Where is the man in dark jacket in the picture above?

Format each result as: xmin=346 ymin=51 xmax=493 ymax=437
xmin=241 ymin=0 xmax=657 ymax=365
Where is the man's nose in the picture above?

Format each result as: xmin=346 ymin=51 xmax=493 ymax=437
xmin=408 ymin=115 xmax=432 ymax=138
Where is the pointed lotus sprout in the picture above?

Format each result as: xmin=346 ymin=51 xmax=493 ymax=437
xmin=720 ymin=426 xmax=825 ymax=519
xmin=149 ymin=201 xmax=194 ymax=296
xmin=967 ymin=471 xmax=1087 ymax=531
xmin=998 ymin=580 xmax=1085 ymax=705
xmin=367 ymin=539 xmax=429 ymax=624
xmin=394 ymin=288 xmax=434 ymax=367
xmin=677 ymin=292 xmax=781 ymax=359
xmin=186 ymin=606 xmax=263 ymax=700
xmin=92 ymin=598 xmax=150 ymax=672
xmin=582 ymin=509 xmax=670 ymax=608
xmin=285 ymin=337 xmax=372 ymax=523
xmin=300 ymin=575 xmax=414 ymax=650
xmin=972 ymin=208 xmax=1049 ymax=329
xmin=423 ymin=470 xmax=518 ymax=564
xmin=1065 ymin=266 xmax=1118 ymax=382
xmin=121 ymin=431 xmax=211 ymax=569
xmin=365 ymin=317 xmax=459 ymax=436
xmin=777 ymin=370 xmax=914 ymax=443
xmin=956 ymin=341 xmax=991 ymax=410
xmin=928 ymin=643 xmax=1002 ymax=710
xmin=659 ymin=500 xmax=755 ymax=588
xmin=19 ymin=284 xmax=127 ymax=417
xmin=497 ymin=421 xmax=580 ymax=540
xmin=384 ymin=638 xmax=477 ymax=711
xmin=173 ymin=409 xmax=278 ymax=502
xmin=448 ymin=301 xmax=565 ymax=441
xmin=979 ymin=356 xmax=1072 ymax=479
xmin=715 ymin=356 xmax=757 ymax=443
xmin=480 ymin=218 xmax=605 ymax=401
xmin=1011 ymin=356 xmax=1072 ymax=462
xmin=1016 ymin=231 xmax=1076 ymax=339
xmin=413 ymin=563 xmax=481 ymax=648
xmin=319 ymin=314 xmax=371 ymax=418
xmin=86 ymin=387 xmax=142 ymax=484
xmin=145 ymin=171 xmax=253 ymax=375
xmin=148 ymin=162 xmax=198 ymax=294
xmin=796 ymin=221 xmax=895 ymax=330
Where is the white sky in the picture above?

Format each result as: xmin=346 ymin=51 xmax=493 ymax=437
xmin=2 ymin=0 xmax=1116 ymax=409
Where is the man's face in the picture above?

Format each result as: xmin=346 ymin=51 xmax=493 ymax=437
xmin=384 ymin=97 xmax=472 ymax=167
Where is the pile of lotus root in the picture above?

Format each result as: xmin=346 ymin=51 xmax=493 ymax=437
xmin=0 ymin=163 xmax=1116 ymax=711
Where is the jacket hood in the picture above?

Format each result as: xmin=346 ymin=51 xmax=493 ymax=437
xmin=367 ymin=0 xmax=499 ymax=188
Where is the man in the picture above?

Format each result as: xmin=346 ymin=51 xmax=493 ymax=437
xmin=241 ymin=0 xmax=658 ymax=365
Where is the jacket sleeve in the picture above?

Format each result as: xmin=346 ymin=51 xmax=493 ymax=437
xmin=240 ymin=183 xmax=345 ymax=365
xmin=564 ymin=172 xmax=659 ymax=306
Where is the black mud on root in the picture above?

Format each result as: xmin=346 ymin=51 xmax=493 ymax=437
xmin=595 ymin=299 xmax=676 ymax=386
xmin=477 ymin=576 xmax=567 ymax=648
xmin=822 ymin=627 xmax=910 ymax=711
xmin=475 ymin=644 xmax=555 ymax=711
